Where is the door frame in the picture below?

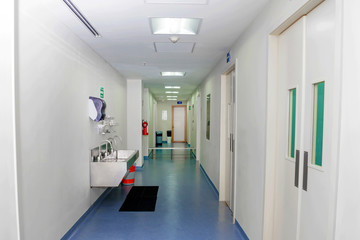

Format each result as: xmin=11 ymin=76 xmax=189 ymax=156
xmin=196 ymin=94 xmax=201 ymax=161
xmin=219 ymin=61 xmax=238 ymax=224
xmin=153 ymin=101 xmax=157 ymax=147
xmin=263 ymin=1 xmax=342 ymax=239
xmin=172 ymin=105 xmax=187 ymax=143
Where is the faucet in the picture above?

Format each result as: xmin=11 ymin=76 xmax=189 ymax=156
xmin=113 ymin=135 xmax=122 ymax=148
xmin=98 ymin=140 xmax=113 ymax=160
xmin=108 ymin=137 xmax=115 ymax=151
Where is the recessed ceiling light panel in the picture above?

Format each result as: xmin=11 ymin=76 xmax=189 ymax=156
xmin=165 ymin=86 xmax=181 ymax=89
xmin=166 ymin=91 xmax=179 ymax=94
xmin=145 ymin=0 xmax=208 ymax=4
xmin=150 ymin=18 xmax=201 ymax=35
xmin=161 ymin=72 xmax=186 ymax=77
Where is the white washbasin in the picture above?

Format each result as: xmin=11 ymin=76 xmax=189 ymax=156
xmin=102 ymin=150 xmax=137 ymax=161
xmin=90 ymin=149 xmax=139 ymax=187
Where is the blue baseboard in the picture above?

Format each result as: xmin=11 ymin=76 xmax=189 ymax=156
xmin=199 ymin=164 xmax=248 ymax=239
xmin=191 ymin=151 xmax=196 ymax=159
xmin=144 ymin=156 xmax=149 ymax=160
xmin=199 ymin=164 xmax=219 ymax=199
xmin=148 ymin=149 xmax=153 ymax=158
xmin=235 ymin=219 xmax=250 ymax=240
xmin=61 ymin=187 xmax=113 ymax=240
xmin=135 ymin=163 xmax=144 ymax=171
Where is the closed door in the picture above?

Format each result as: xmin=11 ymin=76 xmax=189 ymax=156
xmin=299 ymin=1 xmax=336 ymax=239
xmin=273 ymin=16 xmax=305 ymax=240
xmin=172 ymin=106 xmax=186 ymax=142
xmin=273 ymin=1 xmax=336 ymax=240
xmin=225 ymin=69 xmax=235 ymax=210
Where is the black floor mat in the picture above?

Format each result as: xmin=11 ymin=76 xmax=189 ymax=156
xmin=119 ymin=186 xmax=159 ymax=212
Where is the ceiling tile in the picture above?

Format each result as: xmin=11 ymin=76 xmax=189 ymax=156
xmin=154 ymin=42 xmax=195 ymax=53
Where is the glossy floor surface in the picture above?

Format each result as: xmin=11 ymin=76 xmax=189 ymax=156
xmin=70 ymin=144 xmax=243 ymax=239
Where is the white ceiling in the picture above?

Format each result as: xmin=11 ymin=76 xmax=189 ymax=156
xmin=55 ymin=0 xmax=269 ymax=101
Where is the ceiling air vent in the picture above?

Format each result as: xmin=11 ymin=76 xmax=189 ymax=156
xmin=63 ymin=0 xmax=101 ymax=37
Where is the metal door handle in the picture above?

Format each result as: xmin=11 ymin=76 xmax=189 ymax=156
xmin=295 ymin=150 xmax=300 ymax=188
xmin=302 ymin=151 xmax=308 ymax=191
xmin=232 ymin=138 xmax=234 ymax=153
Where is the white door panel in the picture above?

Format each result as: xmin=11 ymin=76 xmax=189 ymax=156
xmin=273 ymin=17 xmax=305 ymax=240
xmin=173 ymin=106 xmax=186 ymax=142
xmin=300 ymin=1 xmax=336 ymax=239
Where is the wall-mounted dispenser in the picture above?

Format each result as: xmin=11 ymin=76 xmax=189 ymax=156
xmin=89 ymin=96 xmax=106 ymax=122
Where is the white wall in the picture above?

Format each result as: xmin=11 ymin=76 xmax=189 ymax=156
xmin=335 ymin=0 xmax=360 ymax=239
xmin=197 ymin=0 xmax=329 ymax=239
xmin=127 ymin=80 xmax=143 ymax=167
xmin=0 ymin=2 xmax=20 ymax=239
xmin=199 ymin=73 xmax=221 ymax=190
xmin=17 ymin=3 xmax=127 ymax=239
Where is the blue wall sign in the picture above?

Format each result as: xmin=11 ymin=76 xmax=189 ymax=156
xmin=177 ymin=101 xmax=183 ymax=104
xmin=226 ymin=52 xmax=231 ymax=63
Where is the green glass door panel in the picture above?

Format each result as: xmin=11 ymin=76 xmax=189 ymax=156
xmin=288 ymin=88 xmax=297 ymax=158
xmin=312 ymin=82 xmax=325 ymax=166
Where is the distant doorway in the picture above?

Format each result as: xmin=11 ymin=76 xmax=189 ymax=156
xmin=172 ymin=105 xmax=187 ymax=143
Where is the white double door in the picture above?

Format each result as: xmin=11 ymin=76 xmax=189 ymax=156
xmin=274 ymin=1 xmax=337 ymax=240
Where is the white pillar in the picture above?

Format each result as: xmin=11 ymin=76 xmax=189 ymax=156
xmin=335 ymin=0 xmax=360 ymax=239
xmin=127 ymin=79 xmax=143 ymax=167
xmin=143 ymin=88 xmax=149 ymax=158
xmin=0 ymin=1 xmax=20 ymax=239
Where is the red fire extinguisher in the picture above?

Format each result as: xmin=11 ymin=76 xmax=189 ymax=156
xmin=142 ymin=120 xmax=149 ymax=136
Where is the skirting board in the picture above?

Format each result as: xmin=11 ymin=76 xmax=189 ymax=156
xmin=61 ymin=187 xmax=113 ymax=239
xmin=235 ymin=219 xmax=250 ymax=240
xmin=199 ymin=164 xmax=249 ymax=239
xmin=136 ymin=164 xmax=144 ymax=171
xmin=199 ymin=164 xmax=219 ymax=199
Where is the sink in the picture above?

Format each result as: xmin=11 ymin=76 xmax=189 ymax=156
xmin=102 ymin=150 xmax=138 ymax=168
xmin=90 ymin=149 xmax=139 ymax=187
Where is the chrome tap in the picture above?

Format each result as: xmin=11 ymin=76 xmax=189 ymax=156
xmin=99 ymin=140 xmax=113 ymax=160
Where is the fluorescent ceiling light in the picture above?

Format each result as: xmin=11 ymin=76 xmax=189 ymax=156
xmin=167 ymin=96 xmax=178 ymax=98
xmin=63 ymin=0 xmax=100 ymax=37
xmin=161 ymin=72 xmax=186 ymax=77
xmin=165 ymin=86 xmax=181 ymax=89
xmin=165 ymin=91 xmax=179 ymax=94
xmin=168 ymin=99 xmax=177 ymax=101
xmin=150 ymin=18 xmax=201 ymax=35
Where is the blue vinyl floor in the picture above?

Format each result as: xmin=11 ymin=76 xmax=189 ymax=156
xmin=69 ymin=144 xmax=244 ymax=240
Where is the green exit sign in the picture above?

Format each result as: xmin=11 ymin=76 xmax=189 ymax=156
xmin=100 ymin=87 xmax=104 ymax=98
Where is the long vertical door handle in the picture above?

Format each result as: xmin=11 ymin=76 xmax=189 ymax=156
xmin=294 ymin=150 xmax=300 ymax=188
xmin=232 ymin=137 xmax=234 ymax=153
xmin=302 ymin=151 xmax=308 ymax=191
xmin=230 ymin=133 xmax=232 ymax=152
